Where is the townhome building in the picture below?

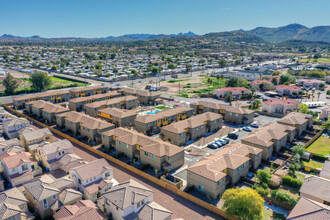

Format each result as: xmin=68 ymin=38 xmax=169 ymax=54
xmin=0 ymin=138 xmax=23 ymax=156
xmin=56 ymin=111 xmax=115 ymax=142
xmin=0 ymin=187 xmax=33 ymax=220
xmin=320 ymin=161 xmax=330 ymax=180
xmin=69 ymin=85 xmax=109 ymax=98
xmin=98 ymin=179 xmax=172 ymax=220
xmin=13 ymin=90 xmax=70 ymax=109
xmin=38 ymin=139 xmax=74 ymax=171
xmin=68 ymin=91 xmax=120 ymax=111
xmin=3 ymin=118 xmax=31 ymax=139
xmin=320 ymin=105 xmax=330 ymax=120
xmin=58 ymin=154 xmax=85 ymax=173
xmin=0 ymin=152 xmax=39 ymax=186
xmin=24 ymin=175 xmax=77 ymax=219
xmin=187 ymin=142 xmax=262 ymax=199
xmin=300 ymin=176 xmax=330 ymax=205
xmin=97 ymin=107 xmax=137 ymax=127
xmin=160 ymin=112 xmax=223 ymax=146
xmin=54 ymin=200 xmax=105 ymax=220
xmin=69 ymin=159 xmax=116 ymax=202
xmin=19 ymin=128 xmax=53 ymax=148
xmin=25 ymin=100 xmax=70 ymax=124
xmin=287 ymin=197 xmax=330 ymax=220
xmin=84 ymin=96 xmax=138 ymax=117
xmin=135 ymin=107 xmax=194 ymax=135
xmin=262 ymin=98 xmax=300 ymax=115
xmin=241 ymin=123 xmax=296 ymax=160
xmin=190 ymin=101 xmax=254 ymax=125
xmin=277 ymin=112 xmax=313 ymax=135
xmin=101 ymin=128 xmax=184 ymax=171
xmin=296 ymin=79 xmax=324 ymax=89
xmin=214 ymin=87 xmax=251 ymax=99
xmin=120 ymin=88 xmax=161 ymax=105
xmin=275 ymin=85 xmax=302 ymax=97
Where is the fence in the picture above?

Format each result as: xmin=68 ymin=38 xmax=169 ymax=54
xmin=272 ymin=129 xmax=324 ymax=176
xmin=2 ymin=104 xmax=232 ymax=220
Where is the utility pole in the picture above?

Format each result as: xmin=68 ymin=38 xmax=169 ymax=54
xmin=179 ymin=82 xmax=180 ymax=95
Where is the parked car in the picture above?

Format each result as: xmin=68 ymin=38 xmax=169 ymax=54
xmin=228 ymin=132 xmax=238 ymax=139
xmin=243 ymin=127 xmax=252 ymax=132
xmin=207 ymin=143 xmax=218 ymax=149
xmin=250 ymin=123 xmax=259 ymax=128
xmin=222 ymin=138 xmax=230 ymax=144
xmin=254 ymin=113 xmax=259 ymax=117
xmin=218 ymin=139 xmax=227 ymax=145
xmin=213 ymin=141 xmax=223 ymax=148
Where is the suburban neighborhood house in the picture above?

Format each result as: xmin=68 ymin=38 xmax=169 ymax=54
xmin=160 ymin=112 xmax=223 ymax=146
xmin=287 ymin=197 xmax=330 ymax=220
xmin=2 ymin=118 xmax=31 ymax=139
xmin=277 ymin=112 xmax=313 ymax=135
xmin=187 ymin=142 xmax=262 ymax=199
xmin=101 ymin=127 xmax=185 ymax=171
xmin=25 ymin=100 xmax=70 ymax=124
xmin=0 ymin=151 xmax=39 ymax=186
xmin=97 ymin=107 xmax=137 ymax=127
xmin=251 ymin=79 xmax=273 ymax=89
xmin=296 ymin=79 xmax=324 ymax=89
xmin=0 ymin=137 xmax=23 ymax=156
xmin=262 ymin=98 xmax=300 ymax=115
xmin=213 ymin=87 xmax=251 ymax=99
xmin=13 ymin=90 xmax=70 ymax=109
xmin=84 ymin=95 xmax=138 ymax=117
xmin=38 ymin=139 xmax=74 ymax=171
xmin=98 ymin=179 xmax=172 ymax=220
xmin=134 ymin=107 xmax=194 ymax=135
xmin=320 ymin=161 xmax=330 ymax=180
xmin=0 ymin=187 xmax=33 ymax=220
xmin=54 ymin=200 xmax=106 ymax=220
xmin=120 ymin=87 xmax=161 ymax=105
xmin=190 ymin=101 xmax=255 ymax=125
xmin=19 ymin=127 xmax=53 ymax=148
xmin=241 ymin=123 xmax=296 ymax=160
xmin=300 ymin=176 xmax=330 ymax=205
xmin=69 ymin=158 xmax=117 ymax=202
xmin=23 ymin=175 xmax=77 ymax=219
xmin=69 ymin=85 xmax=109 ymax=98
xmin=68 ymin=91 xmax=120 ymax=111
xmin=320 ymin=105 xmax=330 ymax=120
xmin=56 ymin=111 xmax=115 ymax=142
xmin=275 ymin=85 xmax=302 ymax=96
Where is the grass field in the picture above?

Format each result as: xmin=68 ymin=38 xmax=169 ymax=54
xmin=156 ymin=106 xmax=171 ymax=110
xmin=168 ymin=79 xmax=189 ymax=83
xmin=49 ymin=76 xmax=86 ymax=88
xmin=302 ymin=160 xmax=324 ymax=169
xmin=306 ymin=136 xmax=330 ymax=156
xmin=298 ymin=57 xmax=330 ymax=64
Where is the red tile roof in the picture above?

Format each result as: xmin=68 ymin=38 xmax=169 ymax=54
xmin=276 ymin=85 xmax=302 ymax=91
xmin=264 ymin=98 xmax=300 ymax=106
xmin=214 ymin=87 xmax=250 ymax=92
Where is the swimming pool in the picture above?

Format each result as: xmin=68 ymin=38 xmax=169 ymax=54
xmin=146 ymin=110 xmax=160 ymax=115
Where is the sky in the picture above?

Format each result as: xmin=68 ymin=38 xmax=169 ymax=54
xmin=0 ymin=0 xmax=329 ymax=38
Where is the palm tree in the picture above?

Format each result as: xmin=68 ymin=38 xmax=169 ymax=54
xmin=317 ymin=91 xmax=321 ymax=101
xmin=216 ymin=75 xmax=221 ymax=88
xmin=225 ymin=94 xmax=233 ymax=106
xmin=321 ymin=121 xmax=330 ymax=131
xmin=252 ymin=100 xmax=261 ymax=109
xmin=312 ymin=90 xmax=315 ymax=101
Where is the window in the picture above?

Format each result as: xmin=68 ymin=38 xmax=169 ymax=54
xmin=52 ymin=195 xmax=56 ymax=200
xmin=243 ymin=163 xmax=246 ymax=168
xmin=217 ymin=180 xmax=221 ymax=185
xmin=12 ymin=167 xmax=16 ymax=172
xmin=103 ymin=135 xmax=106 ymax=139
xmin=83 ymin=127 xmax=85 ymax=130
xmin=141 ymin=199 xmax=145 ymax=205
xmin=19 ymin=204 xmax=24 ymax=210
xmin=137 ymin=201 xmax=140 ymax=208
xmin=43 ymin=199 xmax=48 ymax=209
xmin=105 ymin=172 xmax=110 ymax=177
xmin=152 ymin=155 xmax=156 ymax=160
xmin=144 ymin=152 xmax=148 ymax=156
xmin=237 ymin=167 xmax=241 ymax=172
xmin=87 ymin=129 xmax=90 ymax=132
xmin=119 ymin=141 xmax=123 ymax=146
xmin=198 ymin=185 xmax=204 ymax=191
xmin=22 ymin=164 xmax=28 ymax=171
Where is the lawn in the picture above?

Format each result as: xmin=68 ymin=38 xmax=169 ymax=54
xmin=306 ymin=136 xmax=330 ymax=156
xmin=263 ymin=206 xmax=286 ymax=220
xmin=168 ymin=79 xmax=189 ymax=83
xmin=49 ymin=76 xmax=86 ymax=87
xmin=298 ymin=57 xmax=330 ymax=64
xmin=302 ymin=160 xmax=324 ymax=169
xmin=278 ymin=185 xmax=300 ymax=199
xmin=156 ymin=106 xmax=171 ymax=110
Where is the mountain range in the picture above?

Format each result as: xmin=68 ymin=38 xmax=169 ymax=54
xmin=0 ymin=24 xmax=329 ymax=43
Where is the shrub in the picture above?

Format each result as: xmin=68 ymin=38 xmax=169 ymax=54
xmin=271 ymin=190 xmax=298 ymax=207
xmin=312 ymin=153 xmax=328 ymax=161
xmin=252 ymin=184 xmax=270 ymax=197
xmin=282 ymin=175 xmax=303 ymax=188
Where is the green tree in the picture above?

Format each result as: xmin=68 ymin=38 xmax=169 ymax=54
xmin=292 ymin=144 xmax=305 ymax=157
xmin=298 ymin=104 xmax=309 ymax=114
xmin=257 ymin=56 xmax=263 ymax=63
xmin=319 ymin=83 xmax=325 ymax=90
xmin=280 ymin=74 xmax=293 ymax=84
xmin=252 ymin=100 xmax=261 ymax=109
xmin=271 ymin=77 xmax=278 ymax=86
xmin=256 ymin=169 xmax=271 ymax=185
xmin=218 ymin=58 xmax=226 ymax=68
xmin=250 ymin=87 xmax=256 ymax=96
xmin=216 ymin=75 xmax=221 ymax=88
xmin=225 ymin=94 xmax=233 ymax=105
xmin=3 ymin=73 xmax=18 ymax=95
xmin=168 ymin=63 xmax=176 ymax=69
xmin=110 ymin=54 xmax=116 ymax=59
xmin=321 ymin=121 xmax=330 ymax=131
xmin=29 ymin=71 xmax=52 ymax=91
xmin=317 ymin=91 xmax=321 ymax=101
xmin=272 ymin=71 xmax=281 ymax=76
xmin=222 ymin=188 xmax=264 ymax=220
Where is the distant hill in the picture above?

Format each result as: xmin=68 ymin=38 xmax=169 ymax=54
xmin=247 ymin=24 xmax=330 ymax=42
xmin=202 ymin=31 xmax=267 ymax=43
xmin=105 ymin=31 xmax=197 ymax=40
